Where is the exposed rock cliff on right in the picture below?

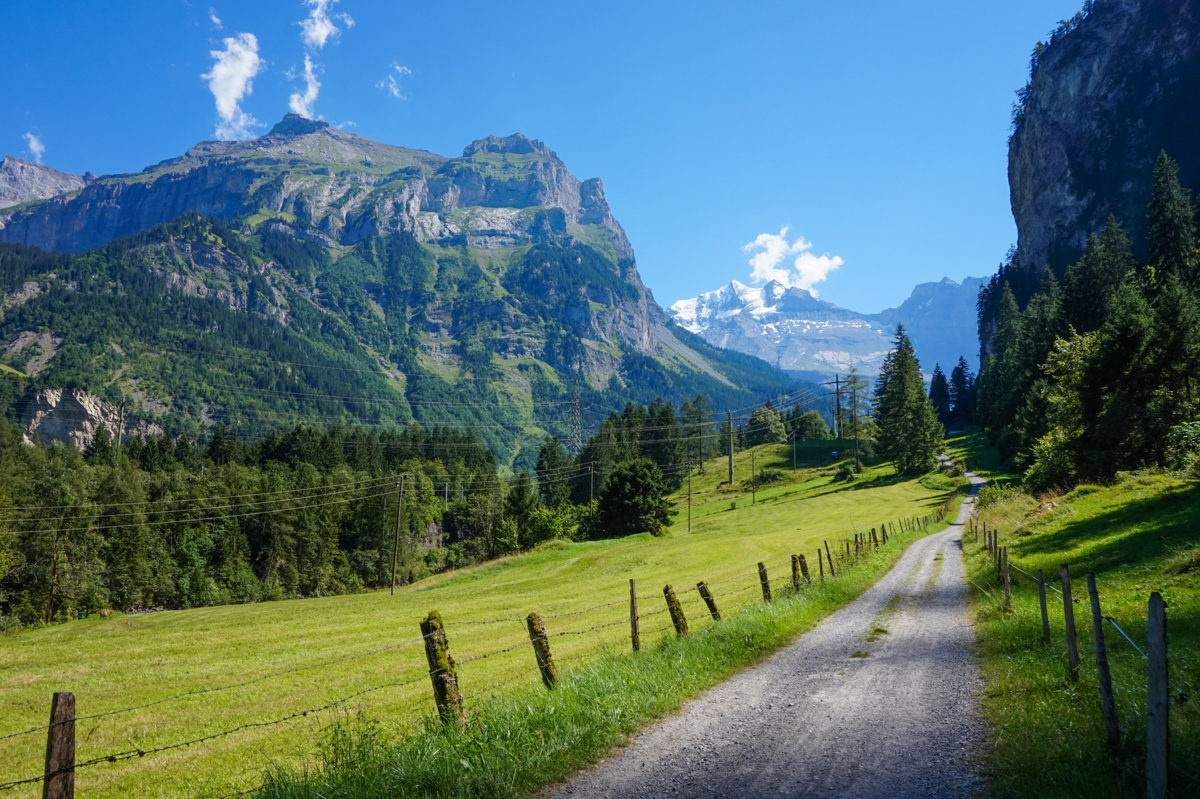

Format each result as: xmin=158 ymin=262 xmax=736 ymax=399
xmin=1009 ymin=0 xmax=1200 ymax=273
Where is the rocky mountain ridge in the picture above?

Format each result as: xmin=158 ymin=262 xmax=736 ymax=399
xmin=1009 ymin=0 xmax=1200 ymax=272
xmin=0 ymin=156 xmax=92 ymax=210
xmin=670 ymin=276 xmax=983 ymax=379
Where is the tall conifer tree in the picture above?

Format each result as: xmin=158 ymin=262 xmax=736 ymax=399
xmin=874 ymin=325 xmax=944 ymax=473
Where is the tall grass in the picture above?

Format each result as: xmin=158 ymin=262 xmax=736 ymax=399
xmin=966 ymin=474 xmax=1200 ymax=797
xmin=253 ymin=522 xmax=941 ymax=799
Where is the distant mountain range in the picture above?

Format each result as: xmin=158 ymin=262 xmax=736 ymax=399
xmin=669 ymin=276 xmax=983 ymax=381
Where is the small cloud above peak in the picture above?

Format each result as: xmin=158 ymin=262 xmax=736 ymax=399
xmin=201 ymin=32 xmax=264 ymax=140
xmin=209 ymin=7 xmax=222 ymax=28
xmin=22 ymin=132 xmax=45 ymax=163
xmin=742 ymin=227 xmax=843 ymax=297
xmin=300 ymin=0 xmax=350 ymax=50
xmin=377 ymin=63 xmax=411 ymax=99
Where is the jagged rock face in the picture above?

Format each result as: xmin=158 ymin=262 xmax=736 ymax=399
xmin=0 ymin=156 xmax=90 ymax=210
xmin=21 ymin=387 xmax=163 ymax=450
xmin=1010 ymin=0 xmax=1200 ymax=271
xmin=0 ymin=121 xmax=633 ymax=262
xmin=670 ymin=277 xmax=982 ymax=378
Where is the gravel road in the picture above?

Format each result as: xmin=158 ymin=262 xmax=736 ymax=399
xmin=551 ymin=474 xmax=988 ymax=799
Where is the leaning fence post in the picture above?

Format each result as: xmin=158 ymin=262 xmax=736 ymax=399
xmin=1147 ymin=592 xmax=1169 ymax=799
xmin=1060 ymin=564 xmax=1080 ymax=683
xmin=664 ymin=584 xmax=688 ymax=636
xmin=799 ymin=554 xmax=811 ymax=584
xmin=1037 ymin=569 xmax=1051 ymax=643
xmin=420 ymin=611 xmax=465 ymax=727
xmin=526 ymin=612 xmax=559 ymax=689
xmin=629 ymin=578 xmax=640 ymax=653
xmin=824 ymin=540 xmax=836 ymax=577
xmin=1002 ymin=547 xmax=1012 ymax=611
xmin=697 ymin=581 xmax=721 ymax=620
xmin=43 ymin=691 xmax=75 ymax=799
xmin=758 ymin=562 xmax=772 ymax=603
xmin=818 ymin=549 xmax=825 ymax=580
xmin=1085 ymin=573 xmax=1121 ymax=756
xmin=791 ymin=554 xmax=801 ymax=591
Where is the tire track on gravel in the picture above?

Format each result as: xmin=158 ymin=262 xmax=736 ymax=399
xmin=550 ymin=473 xmax=988 ymax=799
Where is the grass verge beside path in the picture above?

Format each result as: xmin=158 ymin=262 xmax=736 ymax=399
xmin=967 ymin=473 xmax=1200 ymax=798
xmin=255 ymin=517 xmax=952 ymax=799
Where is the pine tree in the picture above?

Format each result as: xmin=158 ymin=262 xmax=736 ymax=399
xmin=535 ymin=436 xmax=572 ymax=507
xmin=928 ymin=364 xmax=951 ymax=425
xmin=949 ymin=357 xmax=976 ymax=427
xmin=874 ymin=325 xmax=943 ymax=473
xmin=1062 ymin=216 xmax=1136 ymax=333
xmin=1147 ymin=150 xmax=1198 ymax=291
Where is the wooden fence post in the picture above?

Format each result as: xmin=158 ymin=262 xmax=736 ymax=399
xmin=818 ymin=548 xmax=825 ymax=580
xmin=1038 ymin=569 xmax=1051 ymax=643
xmin=663 ymin=584 xmax=688 ymax=636
xmin=824 ymin=541 xmax=835 ymax=577
xmin=799 ymin=554 xmax=811 ymax=584
xmin=1085 ymin=573 xmax=1121 ymax=756
xmin=697 ymin=581 xmax=721 ymax=620
xmin=526 ymin=612 xmax=559 ymax=689
xmin=1147 ymin=592 xmax=1169 ymax=799
xmin=42 ymin=691 xmax=74 ymax=799
xmin=629 ymin=578 xmax=640 ymax=653
xmin=420 ymin=611 xmax=465 ymax=727
xmin=1060 ymin=564 xmax=1080 ymax=683
xmin=791 ymin=555 xmax=801 ymax=591
xmin=1002 ymin=547 xmax=1011 ymax=611
xmin=758 ymin=562 xmax=772 ymax=603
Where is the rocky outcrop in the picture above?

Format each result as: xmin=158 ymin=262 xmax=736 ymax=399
xmin=1009 ymin=0 xmax=1200 ymax=272
xmin=670 ymin=277 xmax=983 ymax=378
xmin=21 ymin=388 xmax=163 ymax=450
xmin=0 ymin=156 xmax=90 ymax=210
xmin=0 ymin=120 xmax=633 ymax=261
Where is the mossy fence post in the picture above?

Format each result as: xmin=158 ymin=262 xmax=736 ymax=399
xmin=1037 ymin=569 xmax=1051 ymax=643
xmin=420 ymin=610 xmax=465 ymax=727
xmin=791 ymin=555 xmax=801 ymax=591
xmin=629 ymin=578 xmax=640 ymax=653
xmin=1147 ymin=592 xmax=1169 ymax=799
xmin=664 ymin=584 xmax=688 ymax=636
xmin=818 ymin=549 xmax=825 ymax=580
xmin=697 ymin=581 xmax=721 ymax=620
xmin=526 ymin=612 xmax=559 ymax=689
xmin=1085 ymin=573 xmax=1121 ymax=756
xmin=799 ymin=554 xmax=811 ymax=584
xmin=758 ymin=562 xmax=772 ymax=603
xmin=42 ymin=691 xmax=74 ymax=799
xmin=1059 ymin=565 xmax=1080 ymax=683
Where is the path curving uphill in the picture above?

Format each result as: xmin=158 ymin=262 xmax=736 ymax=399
xmin=551 ymin=472 xmax=988 ymax=799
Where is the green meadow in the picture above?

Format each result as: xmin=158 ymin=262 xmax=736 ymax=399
xmin=0 ymin=441 xmax=956 ymax=798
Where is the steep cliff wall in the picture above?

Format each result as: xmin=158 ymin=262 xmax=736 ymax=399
xmin=0 ymin=156 xmax=91 ymax=210
xmin=1010 ymin=0 xmax=1200 ymax=272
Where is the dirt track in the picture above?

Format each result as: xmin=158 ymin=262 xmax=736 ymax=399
xmin=551 ymin=475 xmax=988 ymax=799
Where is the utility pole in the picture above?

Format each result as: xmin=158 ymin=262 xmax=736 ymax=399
xmin=727 ymin=411 xmax=734 ymax=486
xmin=833 ymin=374 xmax=842 ymax=441
xmin=389 ymin=475 xmax=406 ymax=596
xmin=114 ymin=401 xmax=126 ymax=467
xmin=687 ymin=460 xmax=692 ymax=534
xmin=589 ymin=463 xmax=595 ymax=522
xmin=851 ymin=385 xmax=862 ymax=473
xmin=792 ymin=430 xmax=797 ymax=472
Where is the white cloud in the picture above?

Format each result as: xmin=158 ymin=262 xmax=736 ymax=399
xmin=376 ymin=63 xmax=411 ymax=99
xmin=299 ymin=0 xmax=350 ymax=49
xmin=201 ymin=33 xmax=264 ymax=140
xmin=23 ymin=132 xmax=45 ymax=163
xmin=289 ymin=55 xmax=321 ymax=118
xmin=742 ymin=227 xmax=843 ymax=297
xmin=209 ymin=7 xmax=222 ymax=28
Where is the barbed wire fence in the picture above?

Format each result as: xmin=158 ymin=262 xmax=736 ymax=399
xmin=0 ymin=507 xmax=951 ymax=799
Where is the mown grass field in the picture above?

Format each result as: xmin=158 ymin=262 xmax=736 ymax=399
xmin=967 ymin=469 xmax=1200 ymax=797
xmin=0 ymin=441 xmax=954 ymax=798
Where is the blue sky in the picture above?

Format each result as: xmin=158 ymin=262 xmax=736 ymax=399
xmin=5 ymin=0 xmax=1083 ymax=313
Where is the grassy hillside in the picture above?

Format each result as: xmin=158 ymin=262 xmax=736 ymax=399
xmin=0 ymin=444 xmax=957 ymax=798
xmin=967 ymin=467 xmax=1200 ymax=796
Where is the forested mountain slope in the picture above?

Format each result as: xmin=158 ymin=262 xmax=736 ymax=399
xmin=0 ymin=117 xmax=805 ymax=467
